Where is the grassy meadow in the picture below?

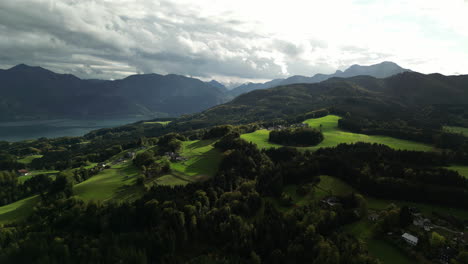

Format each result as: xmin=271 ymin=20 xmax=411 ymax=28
xmin=0 ymin=195 xmax=39 ymax=224
xmin=156 ymin=140 xmax=222 ymax=186
xmin=144 ymin=121 xmax=172 ymax=126
xmin=74 ymin=161 xmax=143 ymax=202
xmin=446 ymin=165 xmax=468 ymax=179
xmin=241 ymin=115 xmax=434 ymax=151
xmin=18 ymin=155 xmax=43 ymax=164
xmin=444 ymin=125 xmax=468 ymax=135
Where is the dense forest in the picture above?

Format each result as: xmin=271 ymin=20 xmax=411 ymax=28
xmin=269 ymin=127 xmax=324 ymax=146
xmin=0 ymin=70 xmax=468 ymax=263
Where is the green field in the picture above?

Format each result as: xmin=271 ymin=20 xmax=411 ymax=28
xmin=17 ymin=170 xmax=59 ymax=183
xmin=446 ymin=165 xmax=468 ymax=179
xmin=444 ymin=126 xmax=468 ymax=135
xmin=0 ymin=195 xmax=39 ymax=224
xmin=314 ymin=175 xmax=468 ymax=220
xmin=74 ymin=161 xmax=143 ymax=202
xmin=18 ymin=155 xmax=43 ymax=164
xmin=156 ymin=140 xmax=222 ymax=186
xmin=144 ymin=121 xmax=172 ymax=126
xmin=241 ymin=115 xmax=434 ymax=151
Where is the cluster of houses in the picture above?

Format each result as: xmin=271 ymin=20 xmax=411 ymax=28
xmin=367 ymin=206 xmax=468 ymax=264
xmin=164 ymin=152 xmax=187 ymax=162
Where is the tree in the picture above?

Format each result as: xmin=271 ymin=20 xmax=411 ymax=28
xmin=399 ymin=206 xmax=413 ymax=227
xmin=429 ymin=232 xmax=446 ymax=248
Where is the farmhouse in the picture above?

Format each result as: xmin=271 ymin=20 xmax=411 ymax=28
xmin=17 ymin=169 xmax=29 ymax=176
xmin=413 ymin=217 xmax=432 ymax=231
xmin=321 ymin=196 xmax=341 ymax=207
xmin=402 ymin=233 xmax=419 ymax=246
xmin=368 ymin=211 xmax=380 ymax=221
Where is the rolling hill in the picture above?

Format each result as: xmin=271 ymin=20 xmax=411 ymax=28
xmin=180 ymin=71 xmax=468 ymax=127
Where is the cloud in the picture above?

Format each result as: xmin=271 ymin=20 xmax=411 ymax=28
xmin=0 ymin=0 xmax=467 ymax=82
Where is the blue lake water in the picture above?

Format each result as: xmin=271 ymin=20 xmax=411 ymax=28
xmin=0 ymin=117 xmax=151 ymax=142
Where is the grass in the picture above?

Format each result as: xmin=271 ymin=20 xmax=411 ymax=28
xmin=0 ymin=195 xmax=39 ymax=224
xmin=344 ymin=220 xmax=412 ymax=264
xmin=155 ymin=140 xmax=223 ymax=186
xmin=444 ymin=126 xmax=468 ymax=135
xmin=17 ymin=170 xmax=59 ymax=183
xmin=73 ymin=161 xmax=143 ymax=202
xmin=367 ymin=239 xmax=413 ymax=264
xmin=313 ymin=175 xmax=468 ymax=220
xmin=18 ymin=155 xmax=43 ymax=164
xmin=446 ymin=165 xmax=468 ymax=179
xmin=155 ymin=174 xmax=191 ymax=186
xmin=241 ymin=115 xmax=434 ymax=152
xmin=144 ymin=121 xmax=172 ymax=126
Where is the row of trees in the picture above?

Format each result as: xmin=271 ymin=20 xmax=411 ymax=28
xmin=269 ymin=127 xmax=324 ymax=146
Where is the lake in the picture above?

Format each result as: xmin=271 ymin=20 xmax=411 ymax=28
xmin=0 ymin=117 xmax=152 ymax=142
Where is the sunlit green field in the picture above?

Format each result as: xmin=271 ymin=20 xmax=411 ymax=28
xmin=241 ymin=115 xmax=434 ymax=151
xmin=17 ymin=170 xmax=59 ymax=183
xmin=157 ymin=140 xmax=222 ymax=186
xmin=18 ymin=155 xmax=43 ymax=164
xmin=444 ymin=125 xmax=468 ymax=135
xmin=74 ymin=161 xmax=143 ymax=202
xmin=0 ymin=195 xmax=39 ymax=224
xmin=446 ymin=165 xmax=468 ymax=179
xmin=144 ymin=121 xmax=172 ymax=126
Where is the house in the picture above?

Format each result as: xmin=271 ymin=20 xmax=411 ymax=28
xmin=368 ymin=212 xmax=380 ymax=221
xmin=17 ymin=169 xmax=29 ymax=176
xmin=402 ymin=233 xmax=419 ymax=246
xmin=413 ymin=217 xmax=432 ymax=231
xmin=321 ymin=196 xmax=341 ymax=207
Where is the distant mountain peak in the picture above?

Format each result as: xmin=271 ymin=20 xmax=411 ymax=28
xmin=8 ymin=64 xmax=53 ymax=74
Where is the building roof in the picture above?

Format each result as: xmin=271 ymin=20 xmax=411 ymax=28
xmin=402 ymin=233 xmax=419 ymax=244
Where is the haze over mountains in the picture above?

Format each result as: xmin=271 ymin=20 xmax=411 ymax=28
xmin=0 ymin=61 xmax=413 ymax=122
xmin=228 ymin=61 xmax=411 ymax=96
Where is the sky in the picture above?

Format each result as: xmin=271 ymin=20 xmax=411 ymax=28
xmin=1 ymin=0 xmax=467 ymax=85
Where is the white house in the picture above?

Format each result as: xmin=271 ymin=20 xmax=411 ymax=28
xmin=402 ymin=233 xmax=419 ymax=246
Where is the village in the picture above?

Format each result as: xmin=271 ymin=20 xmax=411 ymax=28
xmin=321 ymin=195 xmax=468 ymax=264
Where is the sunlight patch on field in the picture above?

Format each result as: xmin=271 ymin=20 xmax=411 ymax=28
xmin=0 ymin=195 xmax=39 ymax=224
xmin=241 ymin=115 xmax=434 ymax=151
xmin=444 ymin=126 xmax=468 ymax=135
xmin=74 ymin=161 xmax=142 ymax=202
xmin=446 ymin=165 xmax=468 ymax=179
xmin=18 ymin=155 xmax=43 ymax=164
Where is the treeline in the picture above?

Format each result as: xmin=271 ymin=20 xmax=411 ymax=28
xmin=0 ymin=134 xmax=379 ymax=264
xmin=338 ymin=115 xmax=468 ymax=154
xmin=316 ymin=143 xmax=468 ymax=208
xmin=269 ymin=127 xmax=323 ymax=146
xmin=0 ymin=171 xmax=72 ymax=206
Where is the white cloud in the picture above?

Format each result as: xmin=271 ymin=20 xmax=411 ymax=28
xmin=0 ymin=0 xmax=467 ymax=82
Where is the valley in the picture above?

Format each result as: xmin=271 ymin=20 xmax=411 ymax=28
xmin=0 ymin=70 xmax=467 ymax=263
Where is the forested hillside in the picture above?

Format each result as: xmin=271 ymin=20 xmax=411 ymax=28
xmin=0 ymin=64 xmax=226 ymax=121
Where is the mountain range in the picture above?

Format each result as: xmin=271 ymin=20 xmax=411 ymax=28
xmin=0 ymin=61 xmax=412 ymax=121
xmin=228 ymin=61 xmax=410 ymax=96
xmin=0 ymin=64 xmax=226 ymax=121
xmin=179 ymin=71 xmax=468 ymax=128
